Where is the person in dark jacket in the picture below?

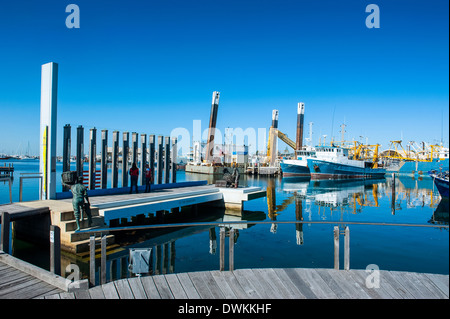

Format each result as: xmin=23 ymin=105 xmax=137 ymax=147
xmin=129 ymin=162 xmax=139 ymax=194
xmin=144 ymin=163 xmax=153 ymax=193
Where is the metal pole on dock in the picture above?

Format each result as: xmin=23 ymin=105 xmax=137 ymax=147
xmin=140 ymin=134 xmax=147 ymax=186
xmin=149 ymin=135 xmax=155 ymax=185
xmin=122 ymin=132 xmax=129 ymax=188
xmin=50 ymin=225 xmax=61 ymax=276
xmin=164 ymin=136 xmax=170 ymax=184
xmin=112 ymin=131 xmax=119 ymax=188
xmin=101 ymin=129 xmax=108 ymax=189
xmin=62 ymin=124 xmax=71 ymax=191
xmin=171 ymin=137 xmax=177 ymax=183
xmin=76 ymin=125 xmax=84 ymax=179
xmin=0 ymin=212 xmax=11 ymax=254
xmin=157 ymin=135 xmax=163 ymax=184
xmin=89 ymin=128 xmax=97 ymax=190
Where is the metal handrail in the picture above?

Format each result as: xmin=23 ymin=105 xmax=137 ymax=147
xmin=81 ymin=218 xmax=448 ymax=287
xmin=77 ymin=219 xmax=449 ymax=234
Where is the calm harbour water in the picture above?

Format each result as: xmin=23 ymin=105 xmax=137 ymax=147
xmin=1 ymin=159 xmax=448 ymax=283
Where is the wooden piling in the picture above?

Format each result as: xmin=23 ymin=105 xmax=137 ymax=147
xmin=50 ymin=225 xmax=61 ymax=276
xmin=89 ymin=236 xmax=96 ymax=287
xmin=229 ymin=228 xmax=235 ymax=271
xmin=219 ymin=227 xmax=225 ymax=271
xmin=149 ymin=135 xmax=155 ymax=185
xmin=140 ymin=134 xmax=147 ymax=186
xmin=122 ymin=132 xmax=129 ymax=188
xmin=76 ymin=125 xmax=84 ymax=178
xmin=62 ymin=124 xmax=71 ymax=191
xmin=157 ymin=135 xmax=163 ymax=184
xmin=112 ymin=131 xmax=119 ymax=188
xmin=101 ymin=129 xmax=108 ymax=189
xmin=0 ymin=212 xmax=11 ymax=254
xmin=164 ymin=136 xmax=170 ymax=184
xmin=131 ymin=132 xmax=138 ymax=166
xmin=333 ymin=226 xmax=339 ymax=270
xmin=101 ymin=235 xmax=107 ymax=285
xmin=88 ymin=128 xmax=97 ymax=190
xmin=344 ymin=226 xmax=350 ymax=270
xmin=171 ymin=137 xmax=177 ymax=183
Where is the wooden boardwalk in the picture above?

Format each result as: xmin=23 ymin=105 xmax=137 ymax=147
xmin=40 ymin=268 xmax=449 ymax=299
xmin=0 ymin=259 xmax=64 ymax=299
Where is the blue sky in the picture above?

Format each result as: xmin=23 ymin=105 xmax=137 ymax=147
xmin=0 ymin=0 xmax=448 ymax=156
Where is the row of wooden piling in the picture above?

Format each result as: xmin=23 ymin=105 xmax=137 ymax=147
xmin=62 ymin=125 xmax=177 ymax=190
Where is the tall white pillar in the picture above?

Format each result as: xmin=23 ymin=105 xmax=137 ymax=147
xmin=39 ymin=62 xmax=58 ymax=200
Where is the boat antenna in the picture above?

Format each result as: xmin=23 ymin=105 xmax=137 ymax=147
xmin=331 ymin=105 xmax=336 ymax=142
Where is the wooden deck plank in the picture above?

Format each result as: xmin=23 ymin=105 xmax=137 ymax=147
xmin=233 ymin=269 xmax=265 ymax=299
xmin=255 ymin=268 xmax=295 ymax=299
xmin=270 ymin=268 xmax=306 ymax=299
xmin=17 ymin=282 xmax=61 ymax=300
xmin=152 ymin=274 xmax=174 ymax=299
xmin=35 ymin=268 xmax=449 ymax=300
xmin=405 ymin=272 xmax=446 ymax=299
xmin=114 ymin=279 xmax=135 ymax=299
xmin=381 ymin=271 xmax=415 ymax=299
xmin=224 ymin=269 xmax=259 ymax=299
xmin=332 ymin=269 xmax=371 ymax=299
xmin=424 ymin=273 xmax=449 ymax=298
xmin=127 ymin=277 xmax=147 ymax=299
xmin=74 ymin=289 xmax=91 ymax=299
xmin=176 ymin=272 xmax=201 ymax=299
xmin=58 ymin=292 xmax=76 ymax=299
xmin=89 ymin=285 xmax=106 ymax=299
xmin=101 ymin=281 xmax=120 ymax=299
xmin=211 ymin=270 xmax=243 ymax=299
xmin=188 ymin=271 xmax=219 ymax=299
xmin=250 ymin=268 xmax=283 ymax=299
xmin=297 ymin=268 xmax=340 ymax=299
xmin=283 ymin=268 xmax=318 ymax=299
xmin=140 ymin=276 xmax=161 ymax=299
xmin=389 ymin=271 xmax=427 ymax=299
xmin=0 ymin=278 xmax=45 ymax=299
xmin=276 ymin=269 xmax=306 ymax=299
xmin=198 ymin=271 xmax=225 ymax=299
xmin=165 ymin=273 xmax=188 ymax=299
xmin=350 ymin=269 xmax=394 ymax=299
xmin=315 ymin=268 xmax=351 ymax=299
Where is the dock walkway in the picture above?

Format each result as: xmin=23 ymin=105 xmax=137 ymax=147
xmin=41 ymin=268 xmax=449 ymax=299
xmin=0 ymin=252 xmax=68 ymax=299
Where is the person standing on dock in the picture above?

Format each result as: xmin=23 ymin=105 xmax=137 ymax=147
xmin=129 ymin=162 xmax=139 ymax=194
xmin=144 ymin=164 xmax=153 ymax=193
xmin=68 ymin=177 xmax=92 ymax=231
